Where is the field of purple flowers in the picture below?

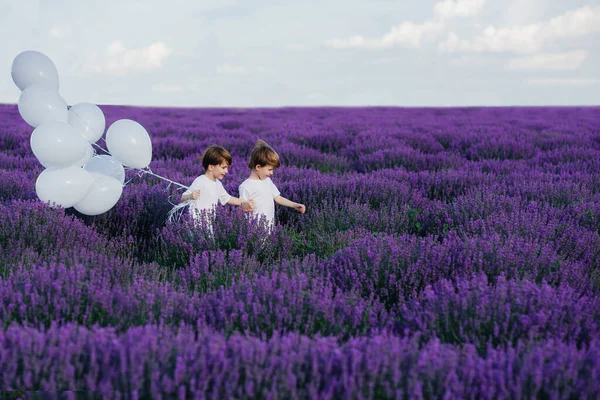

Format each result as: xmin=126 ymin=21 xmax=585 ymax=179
xmin=1 ymin=104 xmax=600 ymax=398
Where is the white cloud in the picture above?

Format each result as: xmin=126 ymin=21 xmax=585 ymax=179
xmin=526 ymin=78 xmax=599 ymax=86
xmin=508 ymin=50 xmax=587 ymax=70
xmin=546 ymin=5 xmax=600 ymax=37
xmin=325 ymin=0 xmax=483 ymax=50
xmin=151 ymin=83 xmax=184 ymax=93
xmin=326 ymin=20 xmax=444 ymax=49
xmin=85 ymin=40 xmax=172 ymax=75
xmin=439 ymin=25 xmax=544 ymax=53
xmin=433 ymin=0 xmax=485 ymax=19
xmin=439 ymin=5 xmax=600 ymax=54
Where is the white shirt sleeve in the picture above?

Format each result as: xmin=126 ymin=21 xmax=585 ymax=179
xmin=239 ymin=184 xmax=250 ymax=202
xmin=216 ymin=180 xmax=232 ymax=205
xmin=269 ymin=179 xmax=281 ymax=198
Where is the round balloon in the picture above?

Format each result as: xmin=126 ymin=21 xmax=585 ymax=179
xmin=68 ymin=103 xmax=106 ymax=143
xmin=83 ymin=154 xmax=125 ymax=184
xmin=18 ymin=85 xmax=68 ymax=127
xmin=30 ymin=122 xmax=89 ymax=167
xmin=75 ymin=143 xmax=95 ymax=167
xmin=74 ymin=173 xmax=123 ymax=216
xmin=105 ymin=119 xmax=152 ymax=169
xmin=35 ymin=166 xmax=94 ymax=208
xmin=11 ymin=50 xmax=59 ymax=91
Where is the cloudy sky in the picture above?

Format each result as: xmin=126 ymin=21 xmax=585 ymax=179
xmin=1 ymin=0 xmax=599 ymax=107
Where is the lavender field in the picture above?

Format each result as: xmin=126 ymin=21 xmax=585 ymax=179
xmin=1 ymin=104 xmax=600 ymax=398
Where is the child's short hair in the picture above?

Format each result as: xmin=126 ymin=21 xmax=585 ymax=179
xmin=201 ymin=145 xmax=232 ymax=170
xmin=248 ymin=139 xmax=281 ymax=169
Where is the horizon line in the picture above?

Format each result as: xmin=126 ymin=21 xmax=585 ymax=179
xmin=1 ymin=102 xmax=598 ymax=110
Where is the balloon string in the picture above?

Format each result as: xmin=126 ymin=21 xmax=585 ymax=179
xmin=91 ymin=142 xmax=110 ymax=155
xmin=138 ymin=167 xmax=189 ymax=189
xmin=122 ymin=171 xmax=141 ymax=187
xmin=139 ymin=167 xmax=190 ymax=224
xmin=89 ymin=144 xmax=188 ymax=189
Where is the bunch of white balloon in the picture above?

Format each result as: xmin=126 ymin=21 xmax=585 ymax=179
xmin=11 ymin=50 xmax=153 ymax=216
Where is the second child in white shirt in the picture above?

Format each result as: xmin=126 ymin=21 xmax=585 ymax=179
xmin=239 ymin=139 xmax=306 ymax=229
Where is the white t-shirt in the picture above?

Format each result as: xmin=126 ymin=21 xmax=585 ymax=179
xmin=238 ymin=177 xmax=280 ymax=226
xmin=183 ymin=175 xmax=231 ymax=219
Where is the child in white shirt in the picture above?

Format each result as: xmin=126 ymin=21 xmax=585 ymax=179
xmin=180 ymin=145 xmax=253 ymax=225
xmin=238 ymin=139 xmax=305 ymax=229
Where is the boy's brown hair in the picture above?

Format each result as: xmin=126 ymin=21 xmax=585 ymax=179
xmin=201 ymin=145 xmax=232 ymax=170
xmin=248 ymin=139 xmax=281 ymax=169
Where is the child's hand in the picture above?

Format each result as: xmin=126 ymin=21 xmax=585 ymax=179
xmin=191 ymin=190 xmax=201 ymax=200
xmin=242 ymin=199 xmax=255 ymax=212
xmin=294 ymin=203 xmax=306 ymax=214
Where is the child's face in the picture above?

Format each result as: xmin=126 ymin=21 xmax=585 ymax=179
xmin=255 ymin=164 xmax=274 ymax=180
xmin=210 ymin=162 xmax=230 ymax=180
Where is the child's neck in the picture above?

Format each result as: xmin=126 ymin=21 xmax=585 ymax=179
xmin=204 ymin=171 xmax=217 ymax=182
xmin=249 ymin=171 xmax=261 ymax=180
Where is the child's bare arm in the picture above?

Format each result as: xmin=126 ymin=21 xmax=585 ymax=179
xmin=227 ymin=196 xmax=255 ymax=211
xmin=180 ymin=190 xmax=200 ymax=203
xmin=274 ymin=196 xmax=306 ymax=213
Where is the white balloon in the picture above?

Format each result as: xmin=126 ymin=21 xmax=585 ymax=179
xmin=105 ymin=119 xmax=152 ymax=169
xmin=68 ymin=103 xmax=106 ymax=143
xmin=11 ymin=50 xmax=59 ymax=91
xmin=83 ymin=154 xmax=125 ymax=184
xmin=38 ymin=145 xmax=93 ymax=169
xmin=35 ymin=166 xmax=94 ymax=208
xmin=75 ymin=143 xmax=95 ymax=167
xmin=30 ymin=122 xmax=89 ymax=167
xmin=74 ymin=173 xmax=123 ymax=216
xmin=18 ymin=85 xmax=68 ymax=128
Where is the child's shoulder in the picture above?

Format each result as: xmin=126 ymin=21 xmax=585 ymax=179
xmin=239 ymin=178 xmax=249 ymax=187
xmin=265 ymin=177 xmax=278 ymax=187
xmin=189 ymin=175 xmax=202 ymax=184
xmin=190 ymin=174 xmax=211 ymax=186
xmin=239 ymin=178 xmax=257 ymax=187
